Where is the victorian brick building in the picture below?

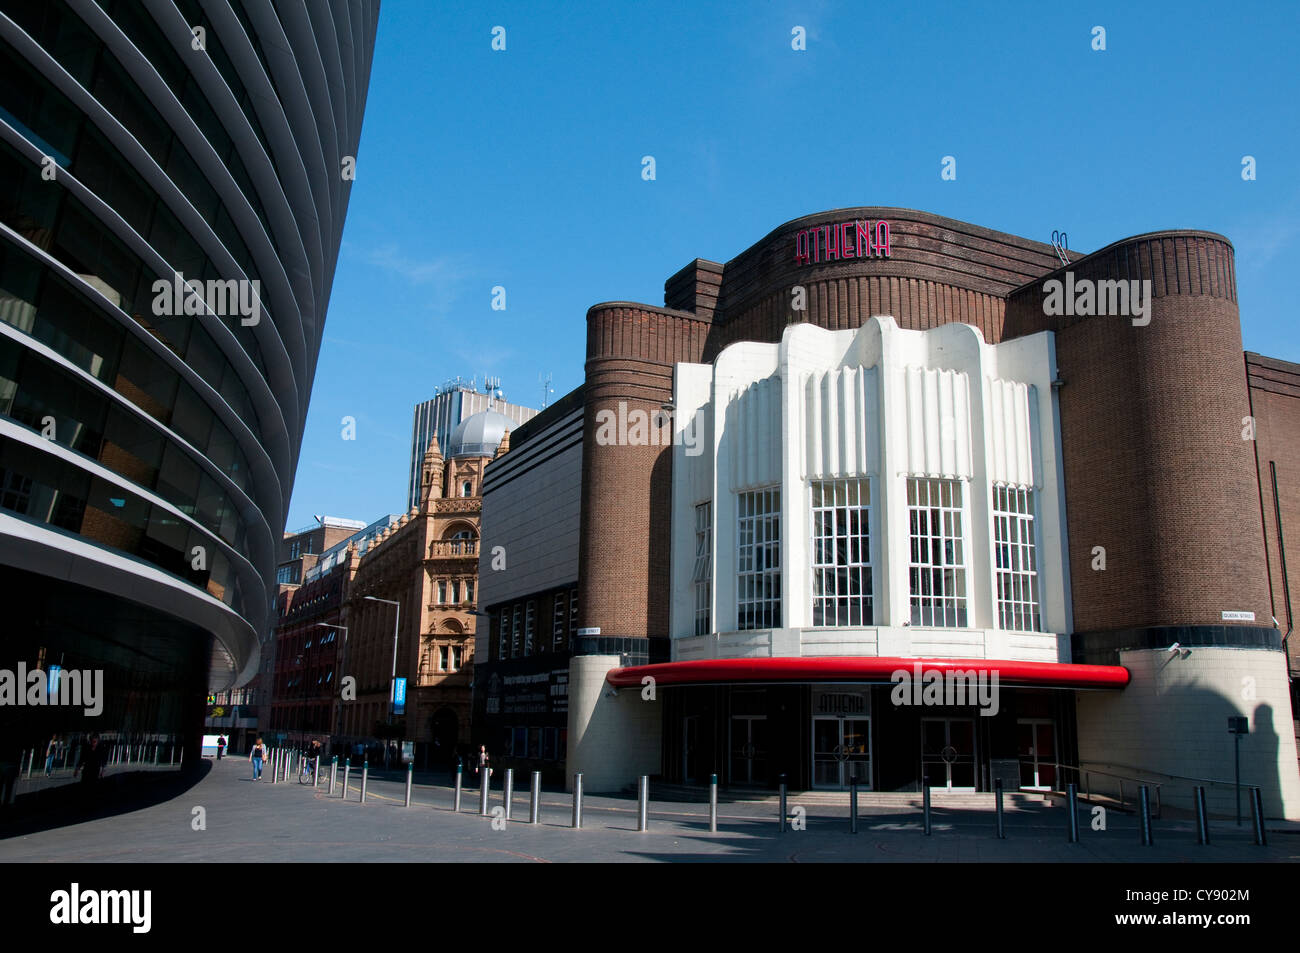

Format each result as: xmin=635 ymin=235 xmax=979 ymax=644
xmin=477 ymin=207 xmax=1300 ymax=818
xmin=342 ymin=412 xmax=509 ymax=763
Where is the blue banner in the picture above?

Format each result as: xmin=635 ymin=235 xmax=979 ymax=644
xmin=393 ymin=677 xmax=406 ymax=716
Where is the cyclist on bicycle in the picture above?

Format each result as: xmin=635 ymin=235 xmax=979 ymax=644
xmin=302 ymin=739 xmax=323 ymax=783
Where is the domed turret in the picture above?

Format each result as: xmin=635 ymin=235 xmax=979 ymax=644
xmin=446 ymin=409 xmax=516 ymax=458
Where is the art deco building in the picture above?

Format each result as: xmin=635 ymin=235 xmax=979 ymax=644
xmin=478 ymin=207 xmax=1300 ymax=818
xmin=0 ymin=0 xmax=379 ymax=771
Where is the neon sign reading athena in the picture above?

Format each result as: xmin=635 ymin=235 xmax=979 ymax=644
xmin=794 ymin=220 xmax=891 ymax=265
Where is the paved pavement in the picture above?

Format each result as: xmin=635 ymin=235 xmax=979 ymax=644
xmin=0 ymin=756 xmax=1296 ymax=862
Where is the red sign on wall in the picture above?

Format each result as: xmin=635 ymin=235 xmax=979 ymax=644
xmin=795 ymin=220 xmax=891 ymax=265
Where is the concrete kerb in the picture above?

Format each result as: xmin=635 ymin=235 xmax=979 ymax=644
xmin=285 ymin=763 xmax=1296 ymax=847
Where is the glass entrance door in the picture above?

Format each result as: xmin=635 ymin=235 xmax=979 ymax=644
xmin=730 ymin=715 xmax=767 ymax=785
xmin=812 ymin=716 xmax=872 ymax=789
xmin=682 ymin=715 xmax=699 ymax=784
xmin=921 ymin=718 xmax=977 ymax=790
xmin=1017 ymin=719 xmax=1056 ymax=790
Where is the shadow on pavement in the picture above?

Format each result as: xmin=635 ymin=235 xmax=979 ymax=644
xmin=0 ymin=760 xmax=211 ymax=840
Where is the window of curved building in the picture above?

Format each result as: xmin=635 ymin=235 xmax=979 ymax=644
xmin=0 ymin=35 xmax=278 ymax=382
xmin=0 ymin=239 xmax=265 ymax=512
xmin=0 ymin=333 xmax=255 ymax=556
xmin=0 ymin=135 xmax=269 ymax=436
xmin=0 ymin=434 xmax=249 ymax=617
xmin=88 ymin=0 xmax=278 ymax=241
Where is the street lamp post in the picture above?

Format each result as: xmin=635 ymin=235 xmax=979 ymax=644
xmin=315 ymin=622 xmax=348 ymax=747
xmin=364 ymin=595 xmax=402 ymax=765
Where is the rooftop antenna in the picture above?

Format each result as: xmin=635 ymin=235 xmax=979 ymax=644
xmin=484 ymin=375 xmax=502 ymax=408
xmin=1051 ymin=229 xmax=1070 ymax=266
xmin=539 ymin=372 xmax=554 ymax=410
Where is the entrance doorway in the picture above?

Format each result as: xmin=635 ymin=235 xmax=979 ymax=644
xmin=921 ymin=717 xmax=977 ymax=790
xmin=729 ymin=715 xmax=767 ymax=785
xmin=1017 ymin=718 xmax=1056 ymax=790
xmin=682 ymin=715 xmax=699 ymax=784
xmin=812 ymin=716 xmax=872 ymax=789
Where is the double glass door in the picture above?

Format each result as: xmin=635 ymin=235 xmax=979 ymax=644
xmin=921 ymin=718 xmax=976 ymax=789
xmin=730 ymin=715 xmax=767 ymax=785
xmin=812 ymin=716 xmax=872 ymax=789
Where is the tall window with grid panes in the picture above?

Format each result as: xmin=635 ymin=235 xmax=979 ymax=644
xmin=811 ymin=479 xmax=873 ymax=626
xmin=906 ymin=477 xmax=967 ymax=627
xmin=694 ymin=502 xmax=711 ymax=635
xmin=737 ymin=488 xmax=781 ymax=629
xmin=992 ymin=484 xmax=1041 ymax=631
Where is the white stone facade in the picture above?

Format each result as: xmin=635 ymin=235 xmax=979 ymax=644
xmin=670 ymin=316 xmax=1070 ymax=663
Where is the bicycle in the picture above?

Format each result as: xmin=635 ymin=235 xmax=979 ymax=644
xmin=299 ymin=756 xmax=320 ymax=785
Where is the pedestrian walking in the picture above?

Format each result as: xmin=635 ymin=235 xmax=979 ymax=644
xmin=216 ymin=735 xmax=226 ymax=760
xmin=250 ymin=737 xmax=266 ymax=780
xmin=44 ymin=735 xmax=59 ymax=776
xmin=476 ymin=744 xmax=491 ymax=779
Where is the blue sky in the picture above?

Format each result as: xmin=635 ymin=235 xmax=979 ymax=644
xmin=288 ymin=0 xmax=1300 ymax=530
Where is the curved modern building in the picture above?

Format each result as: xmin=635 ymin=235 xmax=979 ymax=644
xmin=477 ymin=207 xmax=1300 ymax=818
xmin=0 ymin=0 xmax=379 ymax=768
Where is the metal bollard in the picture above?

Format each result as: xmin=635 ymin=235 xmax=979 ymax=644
xmin=779 ymin=774 xmax=788 ymax=832
xmin=342 ymin=758 xmax=351 ymax=798
xmin=479 ymin=765 xmax=490 ymax=816
xmin=269 ymin=749 xmax=277 ymax=785
xmin=404 ymin=763 xmax=413 ymax=807
xmin=572 ymin=773 xmax=583 ymax=829
xmin=1195 ymin=786 xmax=1210 ymax=845
xmin=153 ymin=746 xmax=159 ymax=766
xmin=995 ymin=778 xmax=1006 ymax=839
xmin=329 ymin=757 xmax=338 ymax=796
xmin=530 ymin=771 xmax=541 ymax=824
xmin=1138 ymin=785 xmax=1153 ymax=846
xmin=637 ymin=775 xmax=649 ymax=832
xmin=315 ymin=756 xmax=323 ymax=789
xmin=503 ymin=768 xmax=514 ymax=821
xmin=1067 ymin=783 xmax=1080 ymax=843
xmin=849 ymin=776 xmax=858 ymax=834
xmin=923 ymin=777 xmax=932 ymax=836
xmin=1250 ymin=787 xmax=1267 ymax=846
xmin=24 ymin=749 xmax=33 ymax=780
xmin=360 ymin=760 xmax=369 ymax=802
xmin=709 ymin=773 xmax=718 ymax=833
xmin=453 ymin=763 xmax=463 ymax=812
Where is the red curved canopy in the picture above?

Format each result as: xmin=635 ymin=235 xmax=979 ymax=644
xmin=606 ymin=656 xmax=1129 ymax=690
